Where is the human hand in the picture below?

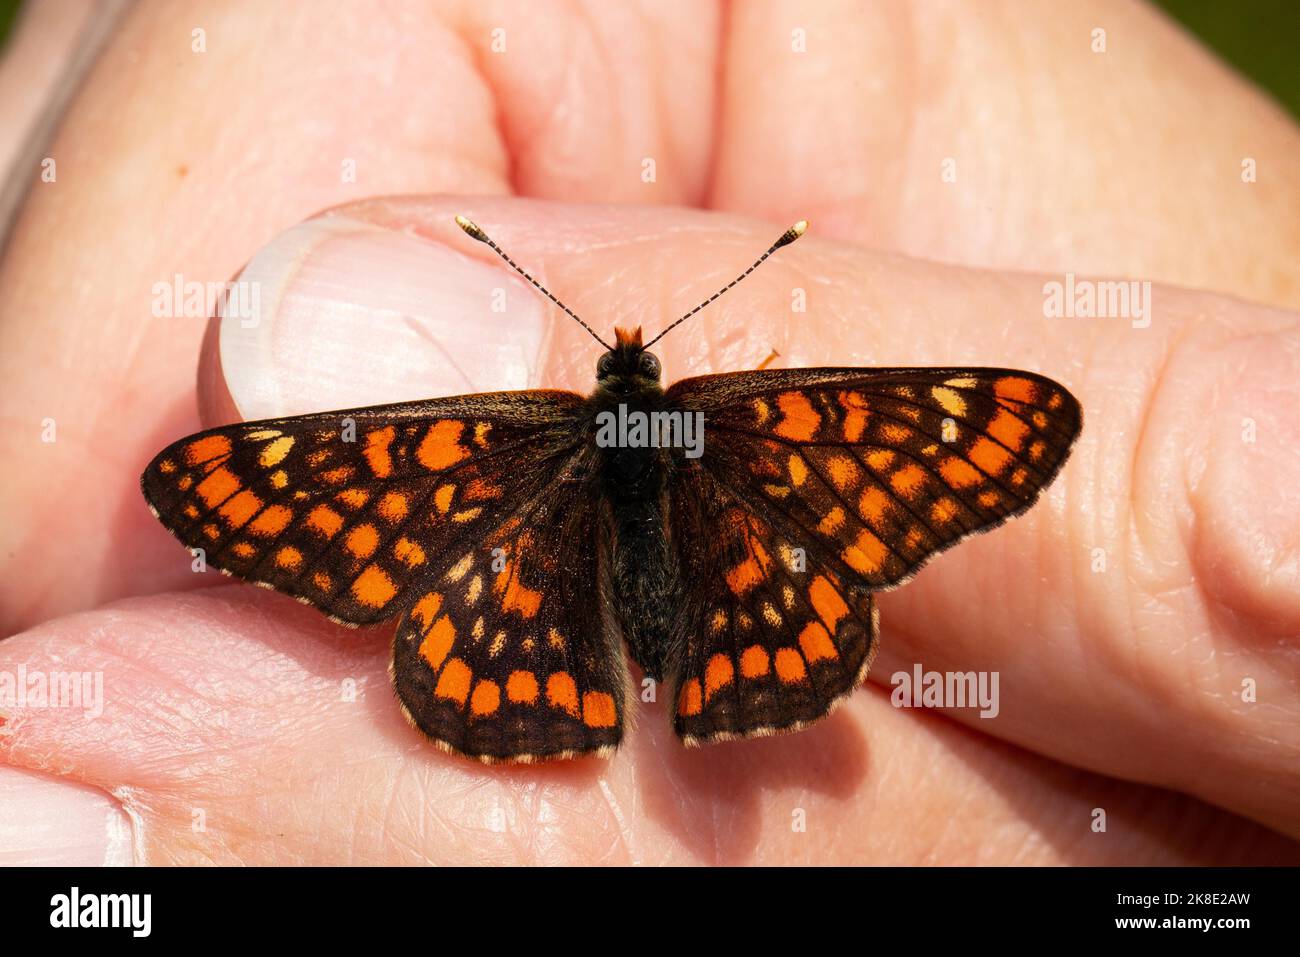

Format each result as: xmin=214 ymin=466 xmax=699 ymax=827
xmin=1 ymin=0 xmax=1297 ymax=864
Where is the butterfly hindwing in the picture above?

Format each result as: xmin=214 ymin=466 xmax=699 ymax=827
xmin=668 ymin=465 xmax=879 ymax=743
xmin=141 ymin=391 xmax=586 ymax=624
xmin=390 ymin=447 xmax=628 ymax=762
xmin=663 ymin=366 xmax=1080 ymax=742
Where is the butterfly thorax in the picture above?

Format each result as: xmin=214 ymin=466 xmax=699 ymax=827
xmin=586 ymin=327 xmax=684 ymax=681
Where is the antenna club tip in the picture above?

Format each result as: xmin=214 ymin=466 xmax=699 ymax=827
xmin=773 ymin=218 xmax=810 ymax=250
xmin=454 ymin=215 xmax=488 ymax=242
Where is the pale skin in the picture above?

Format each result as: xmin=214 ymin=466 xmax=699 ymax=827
xmin=0 ymin=1 xmax=1298 ymax=865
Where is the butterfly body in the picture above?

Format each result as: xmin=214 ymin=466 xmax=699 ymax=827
xmin=142 ymin=218 xmax=1083 ymax=763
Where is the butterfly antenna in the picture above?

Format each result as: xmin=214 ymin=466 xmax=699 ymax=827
xmin=455 ymin=215 xmax=612 ymax=350
xmin=643 ymin=220 xmax=808 ymax=349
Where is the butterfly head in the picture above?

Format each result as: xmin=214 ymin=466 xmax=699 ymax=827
xmin=596 ymin=326 xmax=661 ymax=387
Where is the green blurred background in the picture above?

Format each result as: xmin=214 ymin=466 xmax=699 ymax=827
xmin=0 ymin=0 xmax=1296 ymax=118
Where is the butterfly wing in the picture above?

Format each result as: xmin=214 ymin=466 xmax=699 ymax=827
xmin=143 ymin=390 xmax=629 ymax=761
xmin=665 ymin=367 xmax=1081 ymax=741
xmin=142 ymin=391 xmax=584 ymax=624
xmin=390 ymin=448 xmax=628 ymax=762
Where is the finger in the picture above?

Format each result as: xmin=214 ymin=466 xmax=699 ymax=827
xmin=711 ymin=0 xmax=1300 ymax=309
xmin=122 ymin=197 xmax=1300 ymax=835
xmin=2 ymin=590 xmax=1293 ymax=864
xmin=0 ymin=0 xmax=719 ymax=634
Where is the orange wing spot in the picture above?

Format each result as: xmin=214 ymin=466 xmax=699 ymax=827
xmin=183 ymin=504 xmax=199 ymax=519
xmin=809 ymin=575 xmax=849 ymax=632
xmin=352 ymin=564 xmax=396 ymax=608
xmin=219 ymin=490 xmax=263 ymax=528
xmin=788 ymin=455 xmax=808 ymax=487
xmin=465 ymin=478 xmax=502 ymax=501
xmin=968 ymin=437 xmax=1012 ymax=475
xmin=881 ymin=423 xmax=913 ymax=444
xmin=930 ymin=497 xmax=959 ymax=524
xmin=496 ymin=566 xmax=543 ymax=618
xmin=411 ymin=592 xmax=443 ymax=628
xmin=159 ymin=459 xmax=176 ymax=474
xmin=473 ymin=421 xmax=493 ymax=448
xmin=987 ymin=408 xmax=1030 ymax=451
xmin=249 ymin=504 xmax=292 ymax=536
xmin=752 ymin=398 xmax=771 ymax=425
xmin=818 ymin=507 xmax=846 ymax=535
xmin=978 ymin=489 xmax=1002 ymax=509
xmin=435 ymin=658 xmax=472 ymax=706
xmin=865 ymin=449 xmax=895 ymax=470
xmin=185 ymin=435 xmax=232 ymax=466
xmin=345 ymin=523 xmax=379 ymax=558
xmin=1047 ymin=392 xmax=1063 ymax=410
xmin=506 ymin=670 xmax=538 ymax=704
xmin=827 ymin=454 xmax=861 ymax=491
xmin=546 ymin=672 xmax=580 ymax=718
xmin=774 ymin=391 xmax=821 ymax=441
xmin=196 ymin=466 xmax=240 ymax=508
xmin=1032 ymin=411 xmax=1048 ymax=429
xmin=376 ymin=492 xmax=408 ymax=521
xmin=269 ymin=470 xmax=289 ymax=490
xmin=859 ymin=485 xmax=891 ymax=525
xmin=838 ymin=391 xmax=869 ymax=442
xmin=740 ymin=645 xmax=770 ymax=678
xmin=1010 ymin=467 xmax=1028 ymax=487
xmin=178 ymin=475 xmax=193 ymax=490
xmin=336 ymin=487 xmax=369 ymax=509
xmin=774 ymin=648 xmax=808 ymax=684
xmin=232 ymin=542 xmax=256 ymax=559
xmin=394 ymin=537 xmax=426 ymax=567
xmin=890 ymin=464 xmax=926 ymax=497
xmin=1029 ymin=439 xmax=1046 ymax=462
xmin=725 ymin=535 xmax=772 ymax=596
xmin=311 ymin=571 xmax=332 ymax=591
xmin=258 ymin=436 xmax=294 ymax=467
xmin=419 ymin=614 xmax=456 ymax=669
xmin=202 ymin=523 xmax=221 ymax=540
xmin=307 ymin=505 xmax=344 ymax=537
xmin=275 ymin=546 xmax=303 ymax=570
xmin=363 ymin=426 xmax=395 ymax=479
xmin=470 ymin=679 xmax=501 ymax=717
xmin=904 ymin=527 xmax=926 ymax=550
xmin=417 ymin=420 xmax=470 ymax=471
xmin=939 ymin=456 xmax=982 ymax=489
xmin=321 ymin=466 xmax=354 ymax=485
xmin=678 ymin=679 xmax=703 ymax=717
xmin=994 ymin=376 xmax=1039 ymax=404
xmin=798 ymin=621 xmax=838 ymax=662
xmin=842 ymin=528 xmax=889 ymax=575
xmin=704 ymin=653 xmax=735 ymax=701
xmin=434 ymin=484 xmax=456 ymax=514
xmin=583 ymin=691 xmax=618 ymax=728
xmin=452 ymin=507 xmax=482 ymax=523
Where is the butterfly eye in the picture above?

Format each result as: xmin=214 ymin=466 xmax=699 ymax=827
xmin=596 ymin=353 xmax=616 ymax=379
xmin=638 ymin=352 xmax=661 ymax=379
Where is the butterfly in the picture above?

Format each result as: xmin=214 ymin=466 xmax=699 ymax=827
xmin=142 ymin=216 xmax=1082 ymax=763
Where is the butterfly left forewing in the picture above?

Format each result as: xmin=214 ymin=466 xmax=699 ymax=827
xmin=141 ymin=391 xmax=585 ymax=624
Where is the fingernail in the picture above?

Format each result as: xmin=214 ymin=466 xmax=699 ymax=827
xmin=219 ymin=216 xmax=548 ymax=420
xmin=0 ymin=766 xmax=135 ymax=865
